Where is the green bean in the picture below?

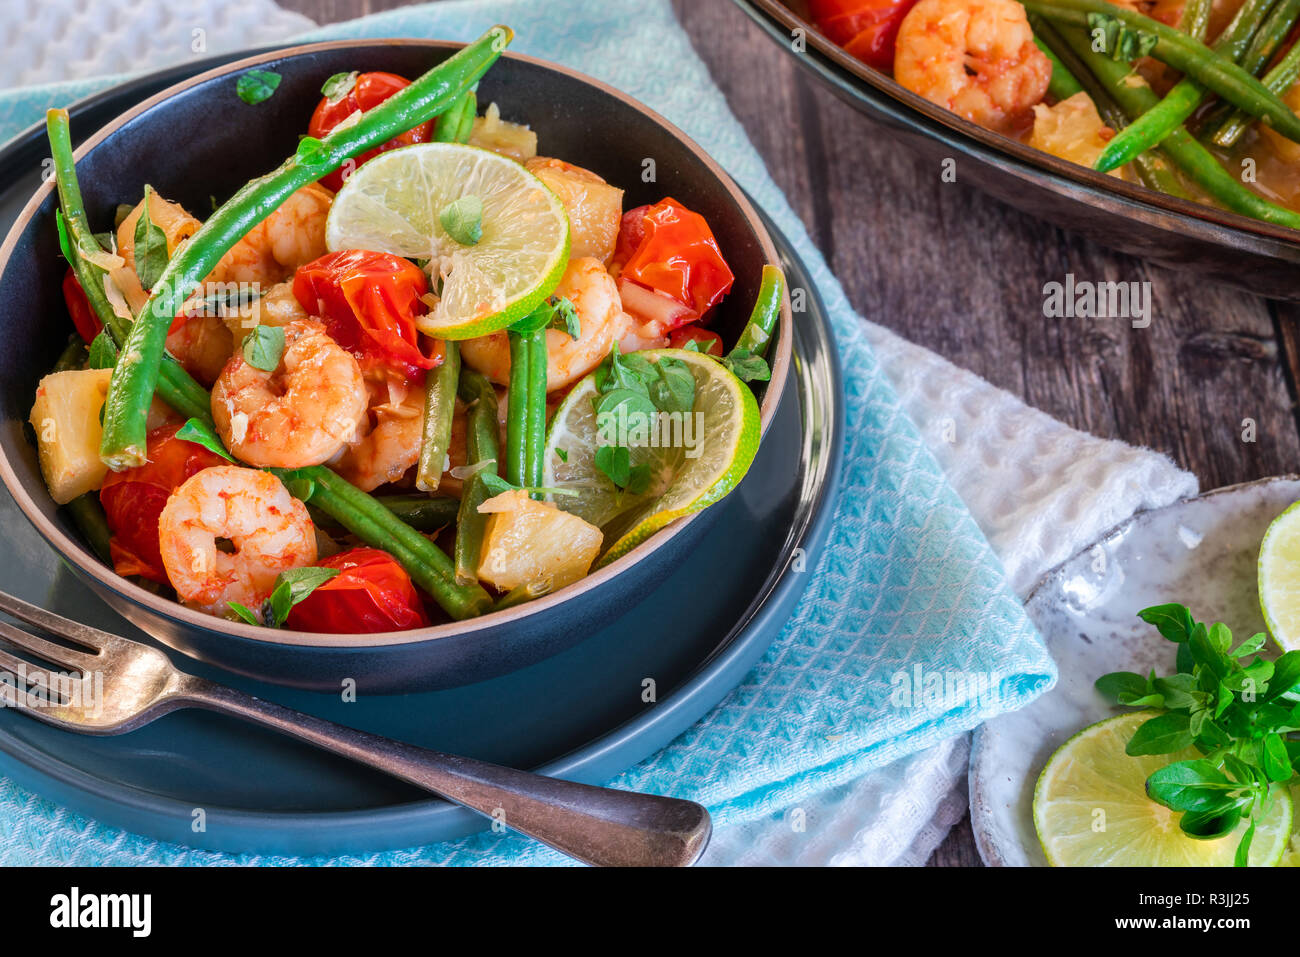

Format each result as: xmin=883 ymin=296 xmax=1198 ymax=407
xmin=433 ymin=90 xmax=476 ymax=143
xmin=453 ymin=370 xmax=500 ymax=586
xmin=297 ymin=467 xmax=492 ymax=620
xmin=503 ymin=329 xmax=532 ymax=487
xmin=1036 ymin=35 xmax=1087 ymax=99
xmin=311 ymin=493 xmax=459 ymax=533
xmin=64 ymin=493 xmax=113 ymax=565
xmin=1058 ymin=24 xmax=1300 ymax=227
xmin=523 ymin=328 xmax=548 ymax=496
xmin=415 ymin=341 xmax=460 ymax=492
xmin=48 ymin=116 xmax=494 ymax=621
xmin=1243 ymin=0 xmax=1300 ymax=73
xmin=1032 ymin=13 xmax=1192 ymax=195
xmin=1090 ymin=0 xmax=1275 ymax=171
xmin=1212 ymin=21 xmax=1300 ymax=145
xmin=46 ymin=111 xmax=215 ymax=424
xmin=1179 ymin=0 xmax=1213 ymax=41
xmin=455 ymin=91 xmax=478 ymax=143
xmin=97 ymin=26 xmax=513 ymax=470
xmin=1027 ymin=0 xmax=1300 ymax=147
xmin=734 ymin=265 xmax=786 ymax=358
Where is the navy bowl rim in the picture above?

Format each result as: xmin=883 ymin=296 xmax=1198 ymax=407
xmin=0 ymin=38 xmax=792 ymax=651
xmin=737 ymin=0 xmax=1300 ymax=255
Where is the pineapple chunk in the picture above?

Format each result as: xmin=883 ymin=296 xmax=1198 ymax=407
xmin=29 ymin=368 xmax=113 ymax=504
xmin=468 ymin=102 xmax=538 ymax=162
xmin=1030 ymin=92 xmax=1122 ymax=175
xmin=477 ymin=489 xmax=602 ymax=592
xmin=525 ymin=157 xmax=624 ymax=264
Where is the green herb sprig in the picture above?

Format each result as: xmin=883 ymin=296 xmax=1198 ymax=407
xmin=133 ymin=186 xmax=169 ymax=291
xmin=229 ymin=567 xmax=340 ymax=628
xmin=1098 ymin=603 xmax=1300 ymax=865
xmin=236 ymin=69 xmax=282 ymax=106
xmin=589 ymin=344 xmax=697 ymax=493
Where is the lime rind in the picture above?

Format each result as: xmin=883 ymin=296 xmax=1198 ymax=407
xmin=1033 ymin=711 xmax=1291 ymax=867
xmin=1259 ymin=499 xmax=1300 ymax=652
xmin=324 ymin=142 xmax=570 ymax=340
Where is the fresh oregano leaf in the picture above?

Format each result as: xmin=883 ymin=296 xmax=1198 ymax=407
xmin=242 ymin=324 xmax=285 ymax=372
xmin=236 ymin=69 xmax=282 ymax=105
xmin=133 ymin=186 xmax=169 ymax=290
xmin=439 ymin=195 xmax=483 ymax=246
xmin=174 ymin=418 xmax=237 ymax=463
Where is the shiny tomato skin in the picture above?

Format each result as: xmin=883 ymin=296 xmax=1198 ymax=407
xmin=308 ymin=72 xmax=435 ymax=191
xmin=62 ymin=267 xmax=103 ymax=343
xmin=285 ymin=547 xmax=429 ymax=634
xmin=99 ymin=424 xmax=225 ymax=583
xmin=812 ymin=0 xmax=921 ymax=71
xmin=292 ymin=249 xmax=434 ymax=380
xmin=620 ymin=199 xmax=735 ymax=318
xmin=668 ymin=325 xmax=724 ymax=356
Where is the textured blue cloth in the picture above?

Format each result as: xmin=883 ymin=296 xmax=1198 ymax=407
xmin=0 ymin=0 xmax=1055 ymax=865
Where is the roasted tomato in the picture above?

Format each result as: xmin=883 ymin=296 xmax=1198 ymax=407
xmin=285 ymin=547 xmax=430 ymax=633
xmin=668 ymin=325 xmax=724 ymax=356
xmin=99 ymin=424 xmax=226 ymax=583
xmin=292 ymin=249 xmax=435 ymax=380
xmin=811 ymin=0 xmax=921 ymax=72
xmin=308 ymin=71 xmax=436 ymax=191
xmin=618 ymin=199 xmax=734 ymax=322
xmin=62 ymin=267 xmax=102 ymax=343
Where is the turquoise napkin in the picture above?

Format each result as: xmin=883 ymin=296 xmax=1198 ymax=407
xmin=0 ymin=0 xmax=1054 ymax=865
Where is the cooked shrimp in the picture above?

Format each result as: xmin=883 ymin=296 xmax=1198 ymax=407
xmin=460 ymin=256 xmax=631 ymax=392
xmin=158 ymin=466 xmax=316 ymax=617
xmin=211 ymin=318 xmax=367 ymax=469
xmin=167 ymin=314 xmax=236 ymax=387
xmin=116 ymin=192 xmax=202 ymax=277
xmin=221 ymin=280 xmax=310 ymax=347
xmin=208 ymin=183 xmax=333 ymax=287
xmin=333 ymin=377 xmax=426 ymax=492
xmin=894 ymin=0 xmax=1052 ymax=134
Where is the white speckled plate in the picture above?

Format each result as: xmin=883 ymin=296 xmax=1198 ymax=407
xmin=970 ymin=477 xmax=1300 ymax=867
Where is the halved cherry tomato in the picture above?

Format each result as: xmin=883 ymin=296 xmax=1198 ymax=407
xmin=292 ymin=249 xmax=435 ymax=380
xmin=285 ymin=547 xmax=429 ymax=634
xmin=669 ymin=325 xmax=724 ymax=356
xmin=308 ymin=72 xmax=436 ymax=192
xmin=62 ymin=267 xmax=102 ymax=343
xmin=619 ymin=199 xmax=734 ymax=322
xmin=811 ymin=0 xmax=920 ymax=72
xmin=99 ymin=424 xmax=225 ymax=583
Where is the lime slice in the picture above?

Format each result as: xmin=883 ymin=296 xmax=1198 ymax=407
xmin=1259 ymin=500 xmax=1300 ymax=650
xmin=1034 ymin=711 xmax=1292 ymax=866
xmin=1280 ymin=783 xmax=1300 ymax=866
xmin=324 ymin=142 xmax=570 ymax=339
xmin=543 ymin=348 xmax=760 ymax=567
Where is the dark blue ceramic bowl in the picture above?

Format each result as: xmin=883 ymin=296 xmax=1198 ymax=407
xmin=0 ymin=40 xmax=791 ymax=693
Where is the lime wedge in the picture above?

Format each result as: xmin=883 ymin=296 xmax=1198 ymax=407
xmin=1259 ymin=500 xmax=1300 ymax=651
xmin=324 ymin=142 xmax=570 ymax=339
xmin=542 ymin=348 xmax=760 ymax=567
xmin=1280 ymin=783 xmax=1300 ymax=866
xmin=1034 ymin=711 xmax=1292 ymax=866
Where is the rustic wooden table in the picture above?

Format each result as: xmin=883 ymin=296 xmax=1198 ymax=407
xmin=280 ymin=0 xmax=1300 ymax=866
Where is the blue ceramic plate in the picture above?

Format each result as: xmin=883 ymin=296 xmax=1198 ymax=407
xmin=0 ymin=57 xmax=844 ymax=855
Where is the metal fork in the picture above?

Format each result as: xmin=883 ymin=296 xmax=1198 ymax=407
xmin=0 ymin=590 xmax=710 ymax=867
